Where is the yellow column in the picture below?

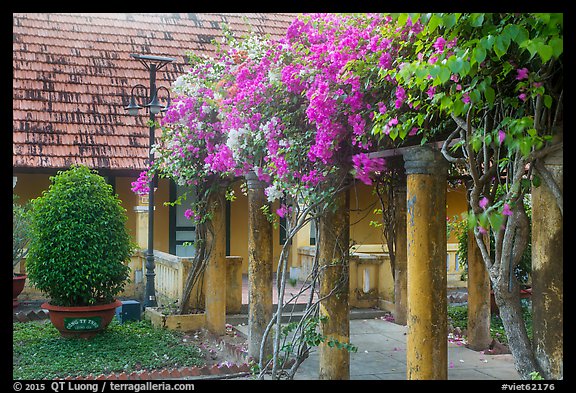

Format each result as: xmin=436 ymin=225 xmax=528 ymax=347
xmin=205 ymin=186 xmax=227 ymax=335
xmin=132 ymin=196 xmax=149 ymax=297
xmin=393 ymin=171 xmax=408 ymax=325
xmin=532 ymin=143 xmax=563 ymax=379
xmin=133 ymin=195 xmax=150 ymax=249
xmin=245 ymin=171 xmax=273 ymax=361
xmin=404 ymin=146 xmax=448 ymax=380
xmin=467 ymin=231 xmax=492 ymax=350
xmin=318 ymin=184 xmax=350 ymax=380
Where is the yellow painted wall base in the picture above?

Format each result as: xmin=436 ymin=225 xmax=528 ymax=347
xmin=145 ymin=307 xmax=206 ymax=332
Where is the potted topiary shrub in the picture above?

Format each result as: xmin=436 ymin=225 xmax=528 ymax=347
xmin=13 ymin=194 xmax=30 ymax=308
xmin=26 ymin=165 xmax=134 ymax=338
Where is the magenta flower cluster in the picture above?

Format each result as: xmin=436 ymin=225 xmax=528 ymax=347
xmin=153 ymin=14 xmax=409 ymax=199
xmin=131 ymin=170 xmax=151 ymax=196
xmin=143 ymin=14 xmax=468 ymax=220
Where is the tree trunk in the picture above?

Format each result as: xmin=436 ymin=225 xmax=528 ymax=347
xmin=491 ymin=276 xmax=541 ymax=379
xmin=487 ymin=205 xmax=542 ymax=380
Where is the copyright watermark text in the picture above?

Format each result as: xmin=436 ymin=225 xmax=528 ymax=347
xmin=502 ymin=383 xmax=556 ymax=391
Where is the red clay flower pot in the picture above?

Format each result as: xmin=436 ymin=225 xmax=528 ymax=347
xmin=41 ymin=299 xmax=122 ymax=338
xmin=13 ymin=274 xmax=27 ymax=308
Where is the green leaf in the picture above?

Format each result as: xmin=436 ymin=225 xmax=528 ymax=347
xmin=467 ymin=212 xmax=478 ymax=231
xmin=448 ymin=56 xmax=464 ymax=74
xmin=471 ymin=135 xmax=482 ymax=152
xmin=470 ymin=89 xmax=481 ymax=103
xmin=484 ymin=86 xmax=495 ymax=107
xmin=494 ymin=34 xmax=510 ymax=59
xmin=469 ymin=13 xmax=485 ymax=27
xmin=543 ymin=94 xmax=553 ymax=109
xmin=514 ymin=26 xmax=529 ymax=46
xmin=443 ymin=14 xmax=457 ymax=29
xmin=549 ymin=37 xmax=563 ymax=58
xmin=415 ymin=65 xmax=429 ymax=80
xmin=453 ymin=96 xmax=465 ymax=116
xmin=502 ymin=24 xmax=520 ymax=43
xmin=440 ymin=95 xmax=452 ymax=112
xmin=427 ymin=14 xmax=443 ymax=32
xmin=473 ymin=46 xmax=486 ymax=64
xmin=519 ymin=139 xmax=532 ymax=156
xmin=537 ymin=44 xmax=553 ymax=63
xmin=524 ymin=38 xmax=545 ymax=60
xmin=480 ymin=35 xmax=494 ymax=50
xmin=488 ymin=212 xmax=504 ymax=232
xmin=439 ymin=66 xmax=451 ymax=84
xmin=397 ymin=13 xmax=409 ymax=27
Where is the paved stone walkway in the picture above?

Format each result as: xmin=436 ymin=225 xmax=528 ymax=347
xmin=234 ymin=317 xmax=520 ymax=380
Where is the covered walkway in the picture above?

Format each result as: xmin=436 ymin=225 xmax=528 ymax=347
xmin=233 ymin=318 xmax=520 ymax=380
xmin=233 ymin=274 xmax=520 ymax=380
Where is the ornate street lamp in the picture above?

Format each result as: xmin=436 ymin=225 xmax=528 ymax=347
xmin=124 ymin=53 xmax=175 ymax=308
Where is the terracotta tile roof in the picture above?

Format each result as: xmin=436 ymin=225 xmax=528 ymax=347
xmin=13 ymin=12 xmax=298 ymax=173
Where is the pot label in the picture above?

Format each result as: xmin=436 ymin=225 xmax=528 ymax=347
xmin=64 ymin=317 xmax=102 ymax=331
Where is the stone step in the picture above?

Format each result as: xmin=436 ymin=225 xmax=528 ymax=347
xmin=226 ymin=307 xmax=389 ymax=326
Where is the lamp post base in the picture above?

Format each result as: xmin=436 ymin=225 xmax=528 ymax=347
xmin=144 ymin=253 xmax=157 ymax=308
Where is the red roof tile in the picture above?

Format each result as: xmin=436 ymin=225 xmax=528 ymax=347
xmin=13 ymin=12 xmax=298 ymax=173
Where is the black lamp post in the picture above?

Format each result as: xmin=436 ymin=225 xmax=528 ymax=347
xmin=124 ymin=53 xmax=175 ymax=308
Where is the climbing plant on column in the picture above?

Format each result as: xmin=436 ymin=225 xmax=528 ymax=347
xmin=347 ymin=12 xmax=562 ymax=379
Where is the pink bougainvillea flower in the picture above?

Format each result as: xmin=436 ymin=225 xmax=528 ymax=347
xmin=184 ymin=209 xmax=194 ymax=220
xmin=498 ymin=129 xmax=506 ymax=145
xmin=477 ymin=226 xmax=488 ymax=235
xmin=378 ymin=51 xmax=392 ymax=69
xmin=502 ymin=203 xmax=513 ymax=216
xmin=462 ymin=93 xmax=471 ymax=104
xmin=131 ymin=170 xmax=151 ymax=196
xmin=395 ymin=86 xmax=406 ymax=109
xmin=276 ymin=204 xmax=289 ymax=218
xmin=426 ymin=86 xmax=436 ymax=99
xmin=479 ymin=196 xmax=489 ymax=210
xmin=518 ymin=93 xmax=527 ymax=102
xmin=352 ymin=153 xmax=385 ymax=185
xmin=377 ymin=101 xmax=387 ymax=114
xmin=516 ymin=67 xmax=529 ymax=80
xmin=433 ymin=36 xmax=446 ymax=53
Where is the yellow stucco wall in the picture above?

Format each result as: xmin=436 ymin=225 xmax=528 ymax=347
xmin=446 ymin=183 xmax=469 ymax=243
xmin=229 ymin=181 xmax=249 ymax=272
xmin=12 ymin=172 xmax=171 ymax=255
xmin=349 ymin=182 xmax=384 ymax=246
xmin=13 ymin=173 xmax=468 ymax=277
xmin=228 ymin=180 xmax=281 ymax=274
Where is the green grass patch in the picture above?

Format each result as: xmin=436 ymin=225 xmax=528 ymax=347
xmin=13 ymin=319 xmax=206 ymax=380
xmin=447 ymin=298 xmax=533 ymax=344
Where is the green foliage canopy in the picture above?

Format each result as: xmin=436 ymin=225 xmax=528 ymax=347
xmin=26 ymin=165 xmax=133 ymax=307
